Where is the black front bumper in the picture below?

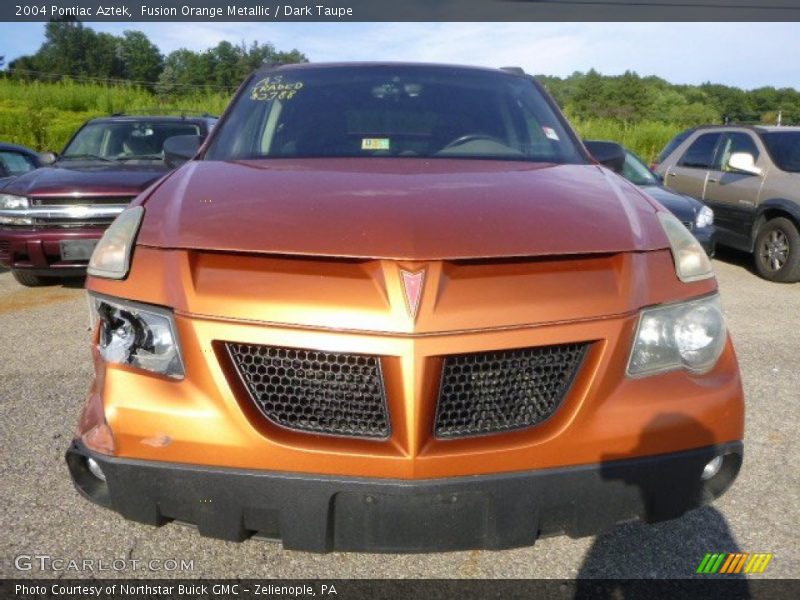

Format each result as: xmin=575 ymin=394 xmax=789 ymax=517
xmin=66 ymin=440 xmax=742 ymax=553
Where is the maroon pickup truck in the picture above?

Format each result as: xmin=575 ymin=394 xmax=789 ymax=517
xmin=0 ymin=114 xmax=216 ymax=286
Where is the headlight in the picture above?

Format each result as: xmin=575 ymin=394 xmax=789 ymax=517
xmin=93 ymin=294 xmax=184 ymax=379
xmin=627 ymin=295 xmax=727 ymax=377
xmin=0 ymin=194 xmax=32 ymax=225
xmin=695 ymin=205 xmax=714 ymax=229
xmin=658 ymin=211 xmax=714 ymax=282
xmin=87 ymin=206 xmax=143 ymax=279
xmin=0 ymin=194 xmax=29 ymax=209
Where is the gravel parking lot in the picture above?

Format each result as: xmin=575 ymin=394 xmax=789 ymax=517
xmin=0 ymin=251 xmax=797 ymax=580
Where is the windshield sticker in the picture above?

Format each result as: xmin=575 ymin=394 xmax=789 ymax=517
xmin=543 ymin=127 xmax=560 ymax=141
xmin=251 ymin=76 xmax=304 ymax=101
xmin=362 ymin=138 xmax=390 ymax=150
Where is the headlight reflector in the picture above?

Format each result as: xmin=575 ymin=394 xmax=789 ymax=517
xmin=93 ymin=295 xmax=184 ymax=379
xmin=658 ymin=211 xmax=713 ymax=282
xmin=628 ymin=295 xmax=727 ymax=377
xmin=87 ymin=206 xmax=143 ymax=279
xmin=695 ymin=205 xmax=714 ymax=229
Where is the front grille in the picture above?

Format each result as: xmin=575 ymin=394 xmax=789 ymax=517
xmin=25 ymin=196 xmax=134 ymax=228
xmin=227 ymin=343 xmax=390 ymax=439
xmin=435 ymin=343 xmax=589 ymax=438
xmin=32 ymin=196 xmax=134 ymax=206
xmin=31 ymin=218 xmax=111 ymax=228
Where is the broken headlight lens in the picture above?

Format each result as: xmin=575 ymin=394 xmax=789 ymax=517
xmin=627 ymin=294 xmax=727 ymax=377
xmin=93 ymin=295 xmax=184 ymax=379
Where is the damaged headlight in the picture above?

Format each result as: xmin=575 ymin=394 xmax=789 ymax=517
xmin=92 ymin=294 xmax=184 ymax=379
xmin=659 ymin=211 xmax=714 ymax=282
xmin=627 ymin=294 xmax=727 ymax=377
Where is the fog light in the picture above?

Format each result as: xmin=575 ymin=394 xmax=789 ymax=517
xmin=86 ymin=457 xmax=106 ymax=482
xmin=701 ymin=455 xmax=723 ymax=481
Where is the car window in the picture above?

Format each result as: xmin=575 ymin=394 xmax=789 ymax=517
xmin=206 ymin=65 xmax=586 ymax=164
xmin=678 ymin=133 xmax=721 ymax=169
xmin=761 ymin=131 xmax=800 ymax=173
xmin=0 ymin=151 xmax=37 ymax=176
xmin=656 ymin=128 xmax=695 ymax=164
xmin=622 ymin=150 xmax=659 ymax=186
xmin=718 ymin=132 xmax=760 ymax=171
xmin=62 ymin=121 xmax=202 ymax=160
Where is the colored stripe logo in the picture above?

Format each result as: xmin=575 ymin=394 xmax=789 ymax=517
xmin=696 ymin=553 xmax=773 ymax=574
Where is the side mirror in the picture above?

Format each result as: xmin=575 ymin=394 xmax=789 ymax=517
xmin=727 ymin=152 xmax=762 ymax=176
xmin=584 ymin=140 xmax=626 ymax=174
xmin=39 ymin=151 xmax=58 ymax=166
xmin=163 ymin=135 xmax=202 ymax=169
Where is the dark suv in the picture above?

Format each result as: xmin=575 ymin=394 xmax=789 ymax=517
xmin=0 ymin=114 xmax=216 ymax=286
xmin=655 ymin=125 xmax=800 ymax=282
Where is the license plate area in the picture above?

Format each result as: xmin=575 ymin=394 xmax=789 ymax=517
xmin=60 ymin=239 xmax=98 ymax=261
xmin=333 ymin=491 xmax=489 ymax=551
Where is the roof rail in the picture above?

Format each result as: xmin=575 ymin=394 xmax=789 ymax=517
xmin=500 ymin=66 xmax=526 ymax=75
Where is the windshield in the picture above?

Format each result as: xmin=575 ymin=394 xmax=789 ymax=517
xmin=62 ymin=121 xmax=202 ymax=161
xmin=621 ymin=150 xmax=659 ymax=186
xmin=761 ymin=132 xmax=800 ymax=173
xmin=205 ymin=65 xmax=586 ymax=164
xmin=0 ymin=151 xmax=37 ymax=177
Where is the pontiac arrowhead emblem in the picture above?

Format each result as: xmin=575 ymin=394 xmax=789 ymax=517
xmin=400 ymin=269 xmax=425 ymax=319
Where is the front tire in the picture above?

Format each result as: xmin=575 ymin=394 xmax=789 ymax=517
xmin=754 ymin=217 xmax=800 ymax=283
xmin=12 ymin=270 xmax=56 ymax=287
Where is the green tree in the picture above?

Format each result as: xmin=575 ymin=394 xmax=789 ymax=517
xmin=608 ymin=71 xmax=655 ymax=122
xmin=156 ymin=49 xmax=205 ymax=93
xmin=157 ymin=41 xmax=307 ymax=95
xmin=569 ymin=69 xmax=610 ymax=119
xmin=117 ymin=31 xmax=163 ymax=83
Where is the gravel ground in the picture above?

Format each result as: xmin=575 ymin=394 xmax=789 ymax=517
xmin=0 ymin=250 xmax=797 ymax=580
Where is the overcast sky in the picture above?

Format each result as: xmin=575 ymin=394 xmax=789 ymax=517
xmin=1 ymin=22 xmax=799 ymax=90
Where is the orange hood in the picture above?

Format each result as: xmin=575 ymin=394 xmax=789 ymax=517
xmin=136 ymin=158 xmax=669 ymax=260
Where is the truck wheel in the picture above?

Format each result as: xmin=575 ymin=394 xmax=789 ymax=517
xmin=754 ymin=217 xmax=800 ymax=283
xmin=11 ymin=270 xmax=55 ymax=287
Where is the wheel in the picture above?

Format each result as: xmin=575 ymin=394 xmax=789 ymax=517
xmin=11 ymin=270 xmax=56 ymax=287
xmin=754 ymin=217 xmax=800 ymax=283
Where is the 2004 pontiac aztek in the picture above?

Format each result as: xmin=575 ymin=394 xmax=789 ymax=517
xmin=66 ymin=63 xmax=744 ymax=553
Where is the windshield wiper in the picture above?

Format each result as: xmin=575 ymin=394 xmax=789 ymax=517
xmin=59 ymin=153 xmax=113 ymax=162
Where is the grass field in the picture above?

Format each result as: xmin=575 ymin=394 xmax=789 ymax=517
xmin=0 ymin=78 xmax=683 ymax=160
xmin=0 ymin=79 xmax=231 ymax=151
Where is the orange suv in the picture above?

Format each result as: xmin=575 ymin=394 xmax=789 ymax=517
xmin=66 ymin=63 xmax=744 ymax=552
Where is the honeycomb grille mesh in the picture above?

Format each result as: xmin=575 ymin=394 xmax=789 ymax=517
xmin=435 ymin=343 xmax=589 ymax=438
xmin=227 ymin=343 xmax=390 ymax=438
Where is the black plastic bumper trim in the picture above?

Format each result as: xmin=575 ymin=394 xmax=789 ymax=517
xmin=66 ymin=440 xmax=742 ymax=553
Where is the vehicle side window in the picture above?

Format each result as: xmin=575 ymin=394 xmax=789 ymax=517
xmin=678 ymin=133 xmax=721 ymax=169
xmin=0 ymin=151 xmax=37 ymax=176
xmin=657 ymin=128 xmax=694 ymax=163
xmin=718 ymin=132 xmax=760 ymax=171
